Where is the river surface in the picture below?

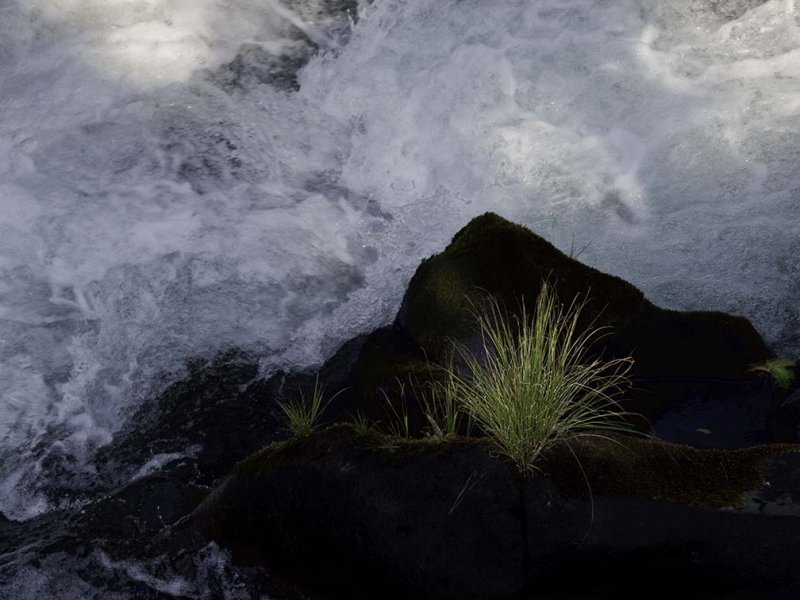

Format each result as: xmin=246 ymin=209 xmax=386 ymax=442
xmin=1 ymin=0 xmax=799 ymax=595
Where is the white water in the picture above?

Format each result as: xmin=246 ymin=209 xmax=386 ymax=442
xmin=1 ymin=0 xmax=799 ymax=523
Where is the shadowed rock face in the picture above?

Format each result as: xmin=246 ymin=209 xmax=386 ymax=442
xmin=196 ymin=426 xmax=800 ymax=600
xmin=397 ymin=212 xmax=772 ymax=378
xmin=359 ymin=212 xmax=782 ymax=444
xmin=201 ymin=428 xmax=524 ymax=600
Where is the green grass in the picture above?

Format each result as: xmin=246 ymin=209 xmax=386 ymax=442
xmin=748 ymin=357 xmax=796 ymax=389
xmin=417 ymin=361 xmax=470 ymax=439
xmin=441 ymin=283 xmax=636 ymax=473
xmin=380 ymin=378 xmax=412 ymax=438
xmin=279 ymin=376 xmax=343 ymax=437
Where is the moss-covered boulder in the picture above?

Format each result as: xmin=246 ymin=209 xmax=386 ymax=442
xmin=196 ymin=427 xmax=800 ymax=599
xmin=397 ymin=212 xmax=772 ymax=379
xmin=199 ymin=427 xmax=524 ymax=600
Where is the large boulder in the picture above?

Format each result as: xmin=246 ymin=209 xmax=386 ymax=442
xmin=397 ymin=212 xmax=772 ymax=378
xmin=196 ymin=426 xmax=800 ymax=599
xmin=386 ymin=213 xmax=782 ymax=442
xmin=197 ymin=427 xmax=524 ymax=600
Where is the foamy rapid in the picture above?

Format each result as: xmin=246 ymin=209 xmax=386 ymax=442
xmin=1 ymin=0 xmax=799 ymax=527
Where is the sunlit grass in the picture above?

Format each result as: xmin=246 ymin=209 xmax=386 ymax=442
xmin=441 ymin=284 xmax=635 ymax=473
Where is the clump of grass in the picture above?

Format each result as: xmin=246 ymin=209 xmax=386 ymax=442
xmin=443 ymin=284 xmax=635 ymax=473
xmin=417 ymin=361 xmax=471 ymax=439
xmin=748 ymin=357 xmax=796 ymax=389
xmin=279 ymin=375 xmax=343 ymax=437
xmin=349 ymin=410 xmax=373 ymax=436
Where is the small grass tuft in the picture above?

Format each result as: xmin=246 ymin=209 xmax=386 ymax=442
xmin=443 ymin=283 xmax=636 ymax=473
xmin=349 ymin=410 xmax=373 ymax=436
xmin=279 ymin=375 xmax=342 ymax=437
xmin=417 ymin=360 xmax=471 ymax=439
xmin=748 ymin=357 xmax=796 ymax=389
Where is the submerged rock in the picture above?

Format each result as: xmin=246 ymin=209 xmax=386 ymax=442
xmin=196 ymin=426 xmax=800 ymax=599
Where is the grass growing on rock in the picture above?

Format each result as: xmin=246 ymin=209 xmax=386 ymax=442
xmin=233 ymin=424 xmax=796 ymax=509
xmin=278 ymin=376 xmax=344 ymax=437
xmin=234 ymin=423 xmax=478 ymax=476
xmin=748 ymin=357 xmax=796 ymax=389
xmin=441 ymin=284 xmax=637 ymax=473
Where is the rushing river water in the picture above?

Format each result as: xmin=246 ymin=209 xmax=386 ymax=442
xmin=1 ymin=0 xmax=799 ymax=594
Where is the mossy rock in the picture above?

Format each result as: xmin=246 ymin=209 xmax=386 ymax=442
xmin=202 ymin=426 xmax=524 ymax=600
xmin=197 ymin=427 xmax=800 ymax=599
xmin=397 ymin=212 xmax=772 ymax=378
xmin=338 ymin=326 xmax=455 ymax=436
xmin=539 ymin=433 xmax=796 ymax=508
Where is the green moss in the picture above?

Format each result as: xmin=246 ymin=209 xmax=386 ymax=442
xmin=357 ymin=427 xmax=476 ymax=463
xmin=540 ymin=434 xmax=797 ymax=508
xmin=234 ymin=438 xmax=293 ymax=476
xmin=350 ymin=326 xmax=434 ymax=389
xmin=233 ymin=426 xmax=797 ymax=510
xmin=234 ymin=424 xmax=477 ymax=476
xmin=400 ymin=214 xmax=644 ymax=360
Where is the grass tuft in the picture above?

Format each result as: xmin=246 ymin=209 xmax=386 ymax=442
xmin=279 ymin=375 xmax=342 ymax=437
xmin=349 ymin=410 xmax=373 ymax=436
xmin=748 ymin=357 xmax=796 ymax=389
xmin=417 ymin=360 xmax=471 ymax=439
xmin=442 ymin=283 xmax=636 ymax=473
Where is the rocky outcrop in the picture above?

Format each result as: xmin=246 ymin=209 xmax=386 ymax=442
xmin=397 ymin=213 xmax=772 ymax=378
xmin=348 ymin=213 xmax=781 ymax=443
xmin=197 ymin=426 xmax=800 ymax=599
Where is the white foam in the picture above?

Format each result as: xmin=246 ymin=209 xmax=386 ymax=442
xmin=15 ymin=0 xmax=327 ymax=87
xmin=300 ymin=0 xmax=800 ymax=346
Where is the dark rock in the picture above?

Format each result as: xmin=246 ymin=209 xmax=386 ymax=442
xmin=771 ymin=388 xmax=800 ymax=443
xmin=647 ymin=376 xmax=773 ymax=448
xmin=0 ymin=474 xmax=306 ymax=600
xmin=196 ymin=426 xmax=800 ymax=599
xmin=198 ymin=427 xmax=525 ymax=600
xmin=388 ymin=213 xmax=780 ymax=443
xmin=73 ymin=476 xmax=207 ymax=555
xmin=339 ymin=325 xmax=435 ymax=434
xmin=97 ymin=337 xmax=364 ymax=488
xmin=397 ymin=213 xmax=772 ymax=378
xmin=96 ymin=353 xmax=279 ymax=487
xmin=8 ymin=214 xmax=792 ymax=598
